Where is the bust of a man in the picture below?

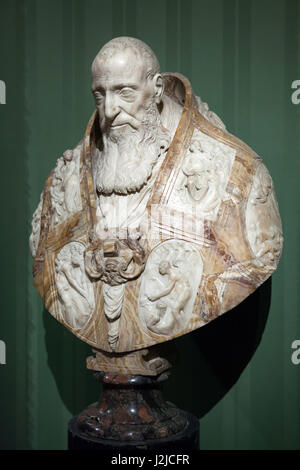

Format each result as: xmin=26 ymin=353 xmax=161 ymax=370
xmin=30 ymin=37 xmax=283 ymax=376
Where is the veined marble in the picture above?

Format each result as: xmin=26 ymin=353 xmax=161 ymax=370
xmin=30 ymin=37 xmax=283 ymax=369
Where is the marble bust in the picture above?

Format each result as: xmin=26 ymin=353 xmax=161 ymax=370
xmin=30 ymin=37 xmax=283 ymax=377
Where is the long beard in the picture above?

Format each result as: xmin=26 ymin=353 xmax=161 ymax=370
xmin=95 ymin=102 xmax=170 ymax=195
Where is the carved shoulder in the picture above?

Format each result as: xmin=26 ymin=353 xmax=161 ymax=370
xmin=29 ymin=191 xmax=44 ymax=257
xmin=195 ymin=95 xmax=226 ymax=131
xmin=29 ymin=139 xmax=84 ymax=257
xmin=49 ymin=140 xmax=83 ymax=227
xmin=245 ymin=160 xmax=283 ymax=269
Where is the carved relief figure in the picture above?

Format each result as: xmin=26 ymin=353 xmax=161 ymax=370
xmin=146 ymin=260 xmax=192 ymax=335
xmin=50 ymin=147 xmax=82 ymax=226
xmin=148 ymin=260 xmax=191 ymax=314
xmin=63 ymin=149 xmax=82 ymax=214
xmin=139 ymin=240 xmax=203 ymax=336
xmin=246 ymin=162 xmax=283 ymax=268
xmin=55 ymin=242 xmax=95 ymax=329
xmin=169 ymin=129 xmax=236 ymax=220
xmin=29 ymin=191 xmax=44 ymax=257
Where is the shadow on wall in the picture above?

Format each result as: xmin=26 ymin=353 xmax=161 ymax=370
xmin=43 ymin=309 xmax=100 ymax=416
xmin=43 ymin=277 xmax=271 ymax=419
xmin=165 ymin=277 xmax=272 ymax=418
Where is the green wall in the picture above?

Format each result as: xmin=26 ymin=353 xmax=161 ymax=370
xmin=0 ymin=0 xmax=299 ymax=450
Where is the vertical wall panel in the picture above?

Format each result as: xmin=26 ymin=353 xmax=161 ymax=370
xmin=0 ymin=0 xmax=24 ymax=450
xmin=190 ymin=1 xmax=224 ymax=117
xmin=249 ymin=0 xmax=286 ymax=450
xmin=136 ymin=0 xmax=167 ymax=69
xmin=282 ymin=0 xmax=300 ymax=450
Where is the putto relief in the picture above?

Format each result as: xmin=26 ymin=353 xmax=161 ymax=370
xmin=55 ymin=242 xmax=95 ymax=330
xmin=139 ymin=240 xmax=203 ymax=336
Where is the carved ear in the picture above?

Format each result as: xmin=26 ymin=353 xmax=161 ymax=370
xmin=153 ymin=73 xmax=164 ymax=104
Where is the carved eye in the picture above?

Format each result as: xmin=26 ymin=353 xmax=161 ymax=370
xmin=119 ymin=88 xmax=135 ymax=100
xmin=94 ymin=91 xmax=104 ymax=104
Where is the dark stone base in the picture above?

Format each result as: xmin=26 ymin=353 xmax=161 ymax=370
xmin=67 ymin=371 xmax=199 ymax=451
xmin=68 ymin=410 xmax=199 ymax=451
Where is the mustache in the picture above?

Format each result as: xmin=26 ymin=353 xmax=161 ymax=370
xmin=100 ymin=114 xmax=140 ymax=135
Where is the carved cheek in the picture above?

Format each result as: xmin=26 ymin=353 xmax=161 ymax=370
xmin=125 ymin=100 xmax=141 ymax=118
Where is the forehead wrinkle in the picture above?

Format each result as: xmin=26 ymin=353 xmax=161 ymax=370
xmin=92 ymin=51 xmax=148 ymax=88
xmin=93 ymin=64 xmax=144 ymax=80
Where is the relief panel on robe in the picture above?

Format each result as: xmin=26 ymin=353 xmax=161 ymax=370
xmin=55 ymin=241 xmax=95 ymax=329
xmin=50 ymin=146 xmax=82 ymax=227
xmin=138 ymin=240 xmax=203 ymax=336
xmin=167 ymin=128 xmax=236 ymax=221
xmin=245 ymin=162 xmax=283 ymax=268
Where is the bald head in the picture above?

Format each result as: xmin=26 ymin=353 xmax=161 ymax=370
xmin=91 ymin=37 xmax=160 ymax=82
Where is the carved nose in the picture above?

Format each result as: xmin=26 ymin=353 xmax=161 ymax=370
xmin=104 ymin=93 xmax=119 ymax=120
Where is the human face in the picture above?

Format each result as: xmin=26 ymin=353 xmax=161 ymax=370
xmin=158 ymin=261 xmax=170 ymax=276
xmin=92 ymin=50 xmax=154 ymax=135
xmin=71 ymin=248 xmax=82 ymax=267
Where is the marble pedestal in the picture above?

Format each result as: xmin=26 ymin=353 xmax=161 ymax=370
xmin=68 ymin=371 xmax=199 ymax=451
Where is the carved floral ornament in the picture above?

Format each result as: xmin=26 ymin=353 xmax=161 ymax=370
xmin=30 ymin=37 xmax=283 ymax=371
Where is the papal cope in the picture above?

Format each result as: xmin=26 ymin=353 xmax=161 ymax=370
xmin=30 ymin=37 xmax=283 ymax=361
